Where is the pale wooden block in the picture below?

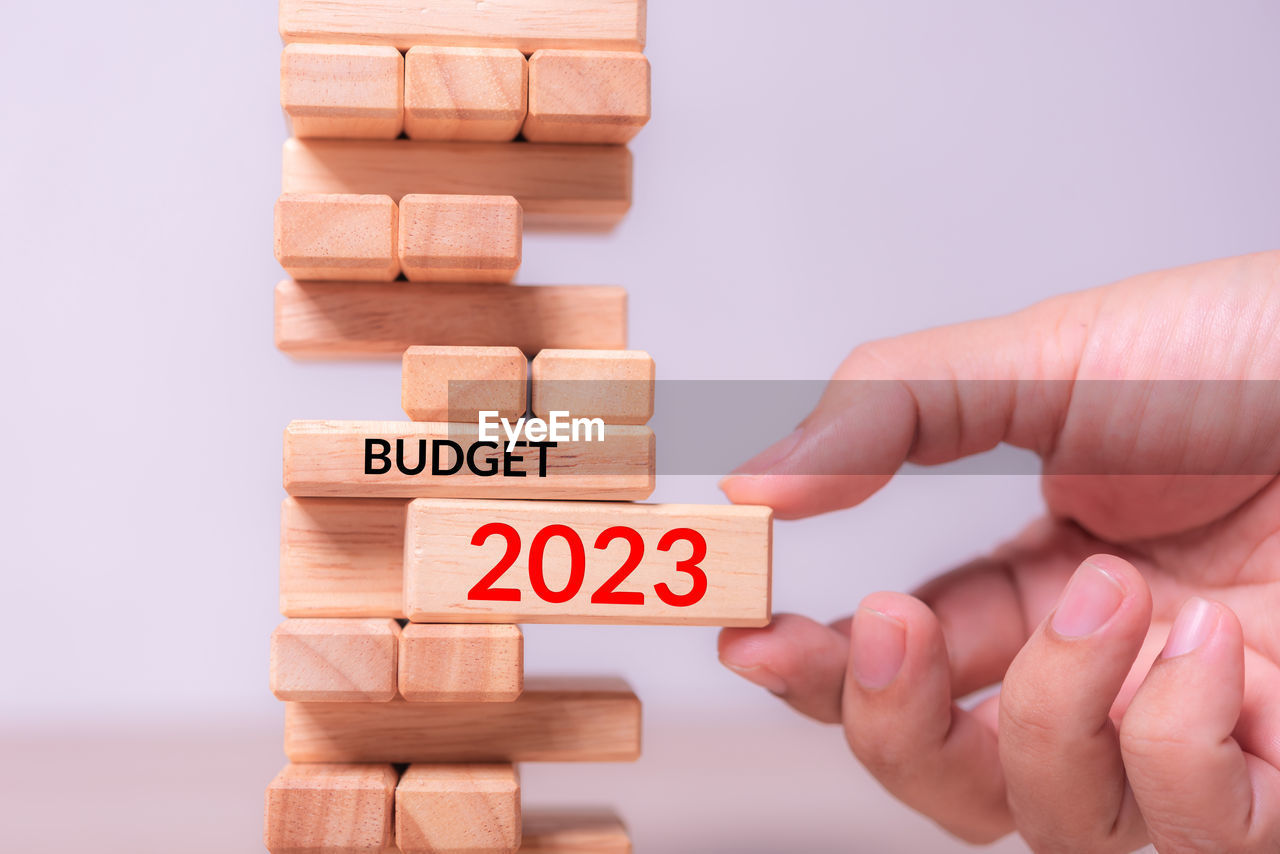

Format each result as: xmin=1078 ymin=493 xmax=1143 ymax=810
xmin=284 ymin=677 xmax=641 ymax=763
xmin=279 ymin=0 xmax=646 ymax=53
xmin=275 ymin=280 xmax=628 ymax=359
xmin=399 ymin=195 xmax=522 ymax=283
xmin=523 ymin=51 xmax=650 ymax=144
xmin=280 ymin=497 xmax=407 ymax=618
xmin=283 ymin=420 xmax=654 ymax=500
xmin=270 ymin=618 xmax=400 ymax=702
xmin=275 ymin=194 xmax=399 ymax=281
xmin=530 ymin=349 xmax=653 ymax=424
xmin=405 ymin=47 xmax=527 ymax=142
xmin=396 ymin=764 xmax=521 ymax=854
xmin=402 ymin=346 xmax=528 ymax=423
xmin=519 ymin=809 xmax=630 ymax=853
xmin=281 ymin=44 xmax=403 ymax=139
xmin=399 ymin=624 xmax=523 ymax=702
xmin=281 ymin=138 xmax=631 ymax=229
xmin=403 ymin=500 xmax=771 ymax=627
xmin=264 ymin=763 xmax=397 ymax=854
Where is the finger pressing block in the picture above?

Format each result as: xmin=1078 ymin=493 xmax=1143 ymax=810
xmin=405 ymin=47 xmax=527 ymax=142
xmin=523 ymin=50 xmax=651 ymax=144
xmin=270 ymin=618 xmax=400 ymax=702
xmin=396 ymin=764 xmax=521 ymax=854
xmin=399 ymin=624 xmax=523 ymax=702
xmin=399 ymin=194 xmax=522 ymax=283
xmin=402 ymin=345 xmax=528 ymax=422
xmin=531 ymin=349 xmax=653 ymax=424
xmin=274 ymin=193 xmax=399 ymax=281
xmin=280 ymin=44 xmax=403 ymax=139
xmin=264 ymin=763 xmax=397 ymax=854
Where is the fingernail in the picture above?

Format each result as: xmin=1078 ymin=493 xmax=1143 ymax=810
xmin=727 ymin=428 xmax=805 ymax=477
xmin=1161 ymin=597 xmax=1218 ymax=658
xmin=1050 ymin=562 xmax=1125 ymax=638
xmin=722 ymin=662 xmax=788 ymax=695
xmin=851 ymin=608 xmax=906 ymax=690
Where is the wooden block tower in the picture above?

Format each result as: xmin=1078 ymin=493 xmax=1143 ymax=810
xmin=266 ymin=3 xmax=774 ymax=851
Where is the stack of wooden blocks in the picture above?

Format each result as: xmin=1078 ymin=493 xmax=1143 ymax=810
xmin=265 ymin=2 xmax=774 ymax=852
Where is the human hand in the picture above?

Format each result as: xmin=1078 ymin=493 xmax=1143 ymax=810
xmin=718 ymin=252 xmax=1280 ymax=852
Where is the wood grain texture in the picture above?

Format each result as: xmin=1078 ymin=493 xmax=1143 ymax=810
xmin=404 ymin=499 xmax=771 ymax=626
xmin=281 ymin=44 xmax=403 ymax=139
xmin=279 ymin=0 xmax=646 ymax=53
xmin=281 ymin=497 xmax=407 ymax=618
xmin=399 ymin=195 xmax=522 ymax=283
xmin=402 ymin=346 xmax=528 ymax=422
xmin=275 ymin=279 xmax=628 ymax=359
xmin=281 ymin=138 xmax=631 ymax=229
xmin=399 ymin=624 xmax=523 ymax=702
xmin=284 ymin=677 xmax=641 ymax=763
xmin=270 ymin=618 xmax=400 ymax=702
xmin=275 ymin=193 xmax=399 ymax=281
xmin=283 ymin=420 xmax=654 ymax=500
xmin=523 ymin=50 xmax=650 ymax=144
xmin=396 ymin=764 xmax=521 ymax=854
xmin=265 ymin=763 xmax=397 ymax=854
xmin=405 ymin=47 xmax=527 ymax=141
xmin=519 ymin=809 xmax=630 ymax=853
xmin=530 ymin=349 xmax=653 ymax=424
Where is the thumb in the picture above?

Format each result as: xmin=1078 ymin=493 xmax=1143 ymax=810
xmin=720 ymin=291 xmax=1097 ymax=518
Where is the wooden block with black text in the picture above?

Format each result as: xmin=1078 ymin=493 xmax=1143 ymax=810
xmin=399 ymin=195 xmax=522 ymax=283
xmin=520 ymin=809 xmax=631 ymax=853
xmin=405 ymin=47 xmax=527 ymax=142
xmin=281 ymin=44 xmax=403 ymax=139
xmin=402 ymin=345 xmax=528 ymax=422
xmin=284 ymin=677 xmax=640 ymax=763
xmin=270 ymin=618 xmax=400 ymax=702
xmin=399 ymin=624 xmax=523 ymax=702
xmin=403 ymin=499 xmax=771 ymax=626
xmin=396 ymin=764 xmax=521 ymax=854
xmin=264 ymin=763 xmax=396 ymax=854
xmin=274 ymin=193 xmax=399 ymax=281
xmin=523 ymin=51 xmax=650 ymax=144
xmin=531 ymin=349 xmax=653 ymax=424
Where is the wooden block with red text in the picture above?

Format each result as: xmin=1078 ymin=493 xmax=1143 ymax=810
xmin=402 ymin=345 xmax=528 ymax=422
xmin=399 ymin=195 xmax=522 ymax=283
xmin=270 ymin=618 xmax=400 ymax=702
xmin=405 ymin=47 xmax=527 ymax=141
xmin=400 ymin=624 xmax=523 ymax=702
xmin=284 ymin=677 xmax=640 ymax=763
xmin=264 ymin=763 xmax=396 ymax=854
xmin=274 ymin=193 xmax=399 ymax=281
xmin=403 ymin=499 xmax=771 ymax=626
xmin=281 ymin=44 xmax=403 ymax=139
xmin=523 ymin=51 xmax=650 ymax=144
xmin=520 ymin=809 xmax=630 ymax=853
xmin=396 ymin=764 xmax=521 ymax=854
xmin=531 ymin=349 xmax=653 ymax=424
xmin=283 ymin=420 xmax=654 ymax=500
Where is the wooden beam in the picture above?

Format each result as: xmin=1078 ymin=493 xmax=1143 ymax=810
xmin=530 ymin=349 xmax=653 ymax=424
xmin=284 ymin=677 xmax=641 ymax=763
xmin=270 ymin=618 xmax=400 ymax=702
xmin=524 ymin=50 xmax=650 ymax=144
xmin=281 ymin=138 xmax=631 ymax=229
xmin=399 ymin=624 xmax=523 ymax=702
xmin=402 ymin=346 xmax=528 ymax=422
xmin=280 ymin=44 xmax=403 ymax=139
xmin=275 ymin=279 xmax=628 ymax=359
xmin=264 ymin=763 xmax=397 ymax=854
xmin=396 ymin=764 xmax=521 ymax=854
xmin=405 ymin=47 xmax=527 ymax=142
xmin=399 ymin=195 xmax=522 ymax=283
xmin=274 ymin=193 xmax=399 ymax=281
xmin=519 ymin=809 xmax=631 ymax=853
xmin=279 ymin=0 xmax=646 ymax=53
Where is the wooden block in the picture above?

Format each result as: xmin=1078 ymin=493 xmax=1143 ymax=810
xmin=264 ymin=763 xmax=396 ymax=854
xmin=279 ymin=0 xmax=646 ymax=53
xmin=270 ymin=618 xmax=400 ymax=702
xmin=283 ymin=421 xmax=654 ymax=500
xmin=399 ymin=624 xmax=522 ymax=702
xmin=275 ymin=279 xmax=628 ymax=359
xmin=275 ymin=194 xmax=399 ymax=281
xmin=404 ymin=499 xmax=771 ymax=627
xmin=284 ymin=677 xmax=641 ymax=763
xmin=530 ymin=349 xmax=653 ymax=424
xmin=405 ymin=47 xmax=527 ymax=142
xmin=399 ymin=195 xmax=522 ymax=283
xmin=280 ymin=497 xmax=407 ymax=618
xmin=523 ymin=51 xmax=650 ymax=144
xmin=402 ymin=346 xmax=528 ymax=422
xmin=281 ymin=44 xmax=403 ymax=139
xmin=519 ymin=809 xmax=630 ymax=853
xmin=396 ymin=764 xmax=521 ymax=854
xmin=281 ymin=138 xmax=631 ymax=229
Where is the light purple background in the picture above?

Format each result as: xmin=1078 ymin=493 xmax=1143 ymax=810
xmin=2 ymin=1 xmax=1277 ymax=850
